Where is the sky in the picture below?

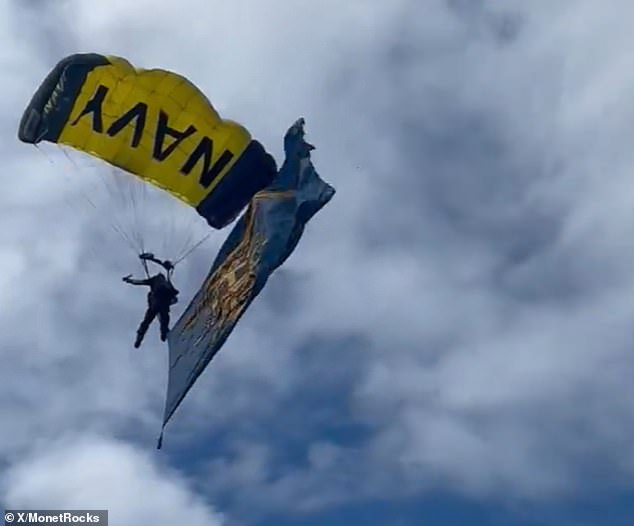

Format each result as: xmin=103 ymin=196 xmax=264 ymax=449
xmin=1 ymin=0 xmax=634 ymax=525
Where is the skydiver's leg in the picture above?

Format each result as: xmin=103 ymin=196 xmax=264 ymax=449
xmin=159 ymin=309 xmax=170 ymax=342
xmin=135 ymin=307 xmax=157 ymax=348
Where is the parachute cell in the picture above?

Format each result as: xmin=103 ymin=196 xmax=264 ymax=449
xmin=18 ymin=53 xmax=277 ymax=228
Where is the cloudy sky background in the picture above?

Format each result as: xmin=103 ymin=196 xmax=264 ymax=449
xmin=1 ymin=0 xmax=634 ymax=524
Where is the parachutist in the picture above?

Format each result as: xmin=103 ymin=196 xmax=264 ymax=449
xmin=124 ymin=260 xmax=179 ymax=348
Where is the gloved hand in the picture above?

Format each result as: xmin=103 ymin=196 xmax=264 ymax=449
xmin=122 ymin=274 xmax=132 ymax=282
xmin=139 ymin=252 xmax=155 ymax=260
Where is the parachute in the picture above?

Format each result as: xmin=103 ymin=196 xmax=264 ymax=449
xmin=18 ymin=53 xmax=277 ymax=229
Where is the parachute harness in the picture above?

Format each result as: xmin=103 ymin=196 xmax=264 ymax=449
xmin=140 ymin=255 xmax=150 ymax=278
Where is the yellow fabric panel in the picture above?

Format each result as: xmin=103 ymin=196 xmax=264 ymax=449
xmin=57 ymin=55 xmax=251 ymax=207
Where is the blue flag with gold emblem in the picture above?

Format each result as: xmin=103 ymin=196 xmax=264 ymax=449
xmin=158 ymin=119 xmax=335 ymax=447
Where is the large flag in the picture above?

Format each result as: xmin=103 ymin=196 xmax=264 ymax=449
xmin=158 ymin=119 xmax=335 ymax=447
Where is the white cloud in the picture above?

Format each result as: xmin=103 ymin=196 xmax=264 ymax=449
xmin=2 ymin=435 xmax=225 ymax=526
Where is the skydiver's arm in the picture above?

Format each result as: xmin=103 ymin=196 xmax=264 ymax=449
xmin=129 ymin=279 xmax=150 ymax=285
xmin=155 ymin=259 xmax=176 ymax=273
xmin=141 ymin=254 xmax=173 ymax=272
xmin=149 ymin=257 xmax=170 ymax=271
xmin=123 ymin=276 xmax=151 ymax=286
xmin=140 ymin=253 xmax=165 ymax=266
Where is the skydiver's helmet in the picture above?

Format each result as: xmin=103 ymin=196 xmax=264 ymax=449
xmin=163 ymin=260 xmax=174 ymax=279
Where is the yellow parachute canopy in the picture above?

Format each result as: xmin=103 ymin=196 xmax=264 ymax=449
xmin=19 ymin=53 xmax=276 ymax=228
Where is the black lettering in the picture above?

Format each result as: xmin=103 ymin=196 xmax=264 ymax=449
xmin=71 ymin=84 xmax=108 ymax=131
xmin=180 ymin=137 xmax=234 ymax=188
xmin=153 ymin=110 xmax=196 ymax=160
xmin=106 ymin=102 xmax=147 ymax=147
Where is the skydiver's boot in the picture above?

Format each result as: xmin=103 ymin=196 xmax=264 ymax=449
xmin=134 ymin=328 xmax=147 ymax=349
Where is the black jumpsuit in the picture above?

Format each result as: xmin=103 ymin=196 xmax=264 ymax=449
xmin=133 ymin=274 xmax=179 ymax=347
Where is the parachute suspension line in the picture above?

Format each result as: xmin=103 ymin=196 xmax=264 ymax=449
xmin=36 ymin=144 xmax=206 ymax=267
xmin=130 ymin=176 xmax=150 ymax=279
xmin=128 ymin=168 xmax=147 ymax=253
xmin=88 ymin=162 xmax=146 ymax=255
xmin=161 ymin=218 xmax=168 ymax=260
xmin=121 ymin=167 xmax=154 ymax=259
xmin=120 ymin=171 xmax=141 ymax=251
xmin=173 ymin=218 xmax=195 ymax=264
xmin=69 ymin=158 xmax=138 ymax=254
xmin=36 ymin=145 xmax=126 ymax=251
xmin=102 ymin=165 xmax=144 ymax=253
xmin=163 ymin=201 xmax=177 ymax=260
xmin=82 ymin=151 xmax=209 ymax=264
xmin=174 ymin=231 xmax=212 ymax=265
xmin=141 ymin=256 xmax=150 ymax=278
xmin=122 ymin=170 xmax=141 ymax=252
xmin=53 ymin=145 xmax=140 ymax=254
xmin=35 ymin=145 xmax=85 ymax=207
xmin=33 ymin=145 xmax=98 ymax=258
xmin=172 ymin=199 xmax=215 ymax=263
